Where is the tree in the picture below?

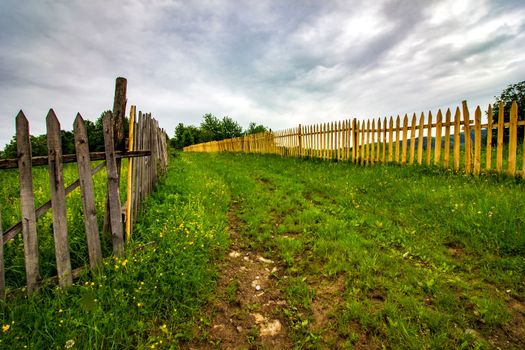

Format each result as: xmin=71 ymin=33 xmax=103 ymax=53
xmin=221 ymin=117 xmax=243 ymax=139
xmin=200 ymin=113 xmax=222 ymax=142
xmin=491 ymin=81 xmax=525 ymax=143
xmin=245 ymin=122 xmax=268 ymax=135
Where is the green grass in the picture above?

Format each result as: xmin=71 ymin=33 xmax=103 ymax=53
xmin=0 ymin=155 xmax=230 ymax=348
xmin=1 ymin=151 xmax=524 ymax=349
xmin=0 ymin=160 xmax=133 ymax=288
xmin=185 ymin=152 xmax=524 ymax=349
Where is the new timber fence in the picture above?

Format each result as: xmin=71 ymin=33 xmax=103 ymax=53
xmin=184 ymin=101 xmax=525 ymax=178
xmin=0 ymin=77 xmax=169 ymax=296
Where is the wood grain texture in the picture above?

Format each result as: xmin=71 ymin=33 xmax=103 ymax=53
xmin=16 ymin=111 xmax=40 ymax=293
xmin=46 ymin=109 xmax=73 ymax=287
xmin=103 ymin=111 xmax=124 ymax=256
xmin=74 ymin=114 xmax=103 ymax=270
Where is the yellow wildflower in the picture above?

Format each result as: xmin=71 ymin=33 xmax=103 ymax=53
xmin=2 ymin=324 xmax=10 ymax=332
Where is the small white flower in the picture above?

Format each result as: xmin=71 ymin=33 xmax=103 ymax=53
xmin=65 ymin=339 xmax=75 ymax=349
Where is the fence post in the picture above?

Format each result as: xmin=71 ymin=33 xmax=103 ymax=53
xmin=104 ymin=77 xmax=128 ymax=236
xmin=126 ymin=106 xmax=136 ymax=241
xmin=103 ymin=111 xmax=125 ymax=256
xmin=462 ymin=101 xmax=472 ymax=173
xmin=47 ymin=110 xmax=73 ymax=288
xmin=298 ymin=124 xmax=302 ymax=157
xmin=74 ymin=114 xmax=103 ymax=269
xmin=16 ymin=111 xmax=40 ymax=293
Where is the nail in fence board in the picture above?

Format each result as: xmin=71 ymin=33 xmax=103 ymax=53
xmin=74 ymin=114 xmax=103 ymax=270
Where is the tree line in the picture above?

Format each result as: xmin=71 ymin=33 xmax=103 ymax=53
xmin=170 ymin=114 xmax=268 ymax=149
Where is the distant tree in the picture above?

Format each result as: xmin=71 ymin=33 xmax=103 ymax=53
xmin=171 ymin=123 xmax=203 ymax=149
xmin=221 ymin=117 xmax=243 ymax=139
xmin=245 ymin=122 xmax=268 ymax=135
xmin=1 ymin=136 xmax=17 ymax=159
xmin=491 ymin=81 xmax=525 ymax=143
xmin=200 ymin=113 xmax=222 ymax=142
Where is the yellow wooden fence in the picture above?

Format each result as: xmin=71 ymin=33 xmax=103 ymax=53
xmin=184 ymin=101 xmax=525 ymax=178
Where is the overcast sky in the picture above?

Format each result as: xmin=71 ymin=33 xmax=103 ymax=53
xmin=1 ymin=0 xmax=524 ymax=148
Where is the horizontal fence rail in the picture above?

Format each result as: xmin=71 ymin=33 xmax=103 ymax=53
xmin=0 ymin=78 xmax=169 ymax=297
xmin=184 ymin=101 xmax=525 ymax=178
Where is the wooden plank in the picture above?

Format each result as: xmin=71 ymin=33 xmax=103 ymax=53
xmin=388 ymin=117 xmax=394 ymax=162
xmin=360 ymin=120 xmax=365 ymax=165
xmin=365 ymin=120 xmax=370 ymax=165
xmin=463 ymin=101 xmax=472 ymax=173
xmin=74 ymin=114 xmax=103 ymax=270
xmin=435 ymin=110 xmax=442 ymax=166
xmin=395 ymin=116 xmax=400 ymax=163
xmin=409 ymin=113 xmax=416 ymax=165
xmin=401 ymin=114 xmax=408 ymax=164
xmin=0 ymin=209 xmax=5 ymax=299
xmin=382 ymin=117 xmax=387 ymax=162
xmin=0 ymin=150 xmax=151 ymax=169
xmin=351 ymin=120 xmax=356 ymax=162
xmin=486 ymin=104 xmax=493 ymax=171
xmin=426 ymin=111 xmax=433 ymax=165
xmin=417 ymin=113 xmax=424 ymax=165
xmin=377 ymin=118 xmax=382 ymax=163
xmin=453 ymin=107 xmax=461 ymax=172
xmin=473 ymin=106 xmax=482 ymax=175
xmin=46 ymin=109 xmax=73 ymax=288
xmin=16 ymin=111 xmax=40 ymax=293
xmin=371 ymin=119 xmax=376 ymax=163
xmin=507 ymin=101 xmax=518 ymax=176
xmin=444 ymin=109 xmax=451 ymax=168
xmin=103 ymin=111 xmax=124 ymax=256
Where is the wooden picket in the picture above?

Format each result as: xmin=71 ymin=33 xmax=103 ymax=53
xmin=0 ymin=77 xmax=168 ymax=294
xmin=185 ymin=100 xmax=524 ymax=179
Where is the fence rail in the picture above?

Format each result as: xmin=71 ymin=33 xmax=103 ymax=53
xmin=184 ymin=101 xmax=525 ymax=178
xmin=0 ymin=77 xmax=169 ymax=297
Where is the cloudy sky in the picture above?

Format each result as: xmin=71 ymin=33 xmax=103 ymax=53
xmin=1 ymin=0 xmax=524 ymax=148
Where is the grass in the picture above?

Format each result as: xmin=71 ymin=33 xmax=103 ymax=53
xmin=0 ymin=155 xmax=230 ymax=348
xmin=185 ymin=152 xmax=524 ymax=349
xmin=1 ymin=151 xmax=524 ymax=348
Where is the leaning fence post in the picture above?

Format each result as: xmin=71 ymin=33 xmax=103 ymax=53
xmin=16 ymin=111 xmax=40 ymax=293
xmin=74 ymin=114 xmax=103 ymax=269
xmin=47 ymin=109 xmax=73 ymax=288
xmin=103 ymin=111 xmax=125 ymax=256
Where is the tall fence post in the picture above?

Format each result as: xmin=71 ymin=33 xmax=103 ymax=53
xmin=104 ymin=77 xmax=128 ymax=236
xmin=16 ymin=111 xmax=40 ymax=293
xmin=298 ymin=124 xmax=302 ymax=157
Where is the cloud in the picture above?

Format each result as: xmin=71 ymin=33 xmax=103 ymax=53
xmin=1 ymin=0 xmax=525 ymax=148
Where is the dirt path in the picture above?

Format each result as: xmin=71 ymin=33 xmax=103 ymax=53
xmin=184 ymin=205 xmax=293 ymax=349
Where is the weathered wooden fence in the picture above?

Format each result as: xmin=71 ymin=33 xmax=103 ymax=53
xmin=184 ymin=101 xmax=525 ymax=178
xmin=0 ymin=78 xmax=169 ymax=296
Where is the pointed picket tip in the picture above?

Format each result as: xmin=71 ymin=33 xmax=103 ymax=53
xmin=46 ymin=108 xmax=60 ymax=128
xmin=74 ymin=112 xmax=85 ymax=124
xmin=475 ymin=106 xmax=482 ymax=115
xmin=455 ymin=106 xmax=461 ymax=116
xmin=372 ymin=119 xmax=375 ymax=127
xmin=436 ymin=109 xmax=443 ymax=119
xmin=16 ymin=110 xmax=28 ymax=125
xmin=419 ymin=112 xmax=425 ymax=122
xmin=511 ymin=100 xmax=518 ymax=113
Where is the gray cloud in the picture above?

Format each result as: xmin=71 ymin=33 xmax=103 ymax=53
xmin=1 ymin=0 xmax=525 ymax=148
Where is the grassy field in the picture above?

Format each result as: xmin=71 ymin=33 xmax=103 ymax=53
xmin=1 ymin=152 xmax=524 ymax=349
xmin=184 ymin=152 xmax=525 ymax=349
